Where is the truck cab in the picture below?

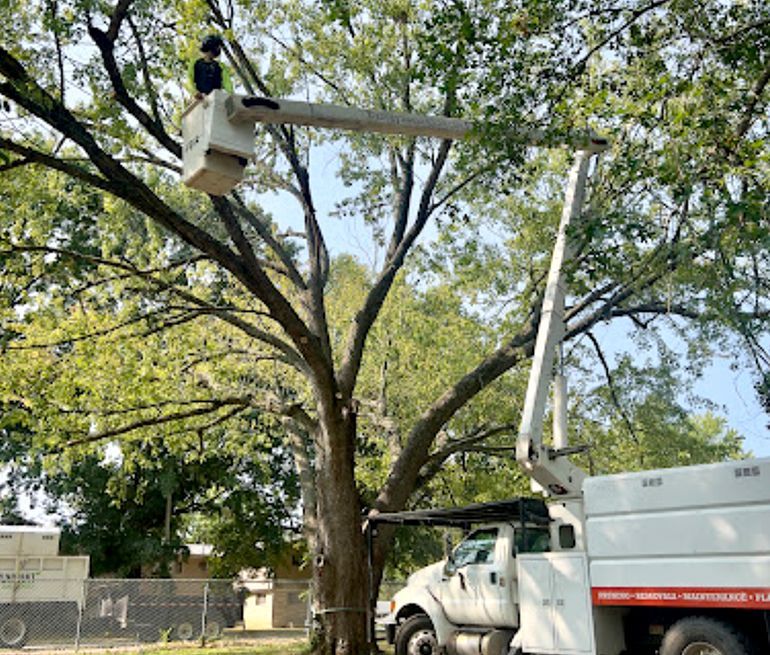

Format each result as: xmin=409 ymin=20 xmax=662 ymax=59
xmin=375 ymin=498 xmax=554 ymax=655
xmin=435 ymin=523 xmax=549 ymax=629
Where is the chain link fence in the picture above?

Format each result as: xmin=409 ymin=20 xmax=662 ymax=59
xmin=0 ymin=578 xmax=244 ymax=650
xmin=0 ymin=577 xmax=404 ymax=651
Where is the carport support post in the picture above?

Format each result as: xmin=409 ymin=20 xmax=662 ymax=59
xmin=366 ymin=521 xmax=377 ymax=654
xmin=200 ymin=582 xmax=210 ymax=645
xmin=74 ymin=578 xmax=86 ymax=652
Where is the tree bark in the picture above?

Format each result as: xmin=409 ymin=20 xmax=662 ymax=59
xmin=311 ymin=399 xmax=368 ymax=655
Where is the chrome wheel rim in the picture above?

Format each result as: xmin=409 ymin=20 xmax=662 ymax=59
xmin=682 ymin=642 xmax=722 ymax=655
xmin=407 ymin=628 xmax=437 ymax=655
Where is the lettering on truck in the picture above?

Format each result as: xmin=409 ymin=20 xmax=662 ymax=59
xmin=592 ymin=587 xmax=770 ymax=609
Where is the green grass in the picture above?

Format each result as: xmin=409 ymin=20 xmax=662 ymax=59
xmin=130 ymin=638 xmax=392 ymax=655
xmin=136 ymin=642 xmax=308 ymax=655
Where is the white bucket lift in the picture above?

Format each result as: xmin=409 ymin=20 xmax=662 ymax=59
xmin=181 ymin=92 xmax=609 ymax=196
xmin=181 ymin=90 xmax=255 ymax=195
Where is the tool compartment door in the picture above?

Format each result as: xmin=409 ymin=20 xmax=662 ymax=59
xmin=518 ymin=553 xmax=595 ymax=655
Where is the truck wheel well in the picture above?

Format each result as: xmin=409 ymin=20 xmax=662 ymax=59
xmin=396 ymin=604 xmax=429 ymax=624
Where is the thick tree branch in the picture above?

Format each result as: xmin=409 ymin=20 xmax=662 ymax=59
xmin=87 ymin=12 xmax=181 ymax=158
xmin=375 ymin=318 xmax=537 ymax=513
xmin=65 ymin=395 xmax=252 ymax=447
xmin=0 ymin=137 xmax=116 ymax=193
xmin=386 ymin=142 xmax=416 ymax=261
xmin=337 ymin=139 xmax=453 ymax=397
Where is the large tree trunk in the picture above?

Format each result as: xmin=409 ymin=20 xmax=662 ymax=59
xmin=312 ymin=401 xmax=369 ymax=655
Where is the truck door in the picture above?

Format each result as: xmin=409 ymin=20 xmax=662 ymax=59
xmin=438 ymin=526 xmax=517 ymax=628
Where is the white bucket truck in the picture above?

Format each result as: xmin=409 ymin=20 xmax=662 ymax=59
xmin=0 ymin=526 xmax=89 ymax=647
xmin=373 ymin=152 xmax=770 ymax=655
xmin=374 ymin=458 xmax=770 ymax=655
xmin=180 ymin=92 xmax=768 ymax=655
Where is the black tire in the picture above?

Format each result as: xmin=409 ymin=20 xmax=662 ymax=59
xmin=660 ymin=616 xmax=753 ymax=655
xmin=204 ymin=620 xmax=221 ymax=638
xmin=0 ymin=617 xmax=27 ymax=648
xmin=175 ymin=621 xmax=195 ymax=641
xmin=395 ymin=614 xmax=438 ymax=655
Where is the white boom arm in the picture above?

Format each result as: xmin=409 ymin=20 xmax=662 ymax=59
xmin=225 ymin=95 xmax=609 ymax=149
xmin=515 ymin=151 xmax=592 ymax=496
xmin=181 ymin=92 xmax=602 ymax=496
xmin=181 ymin=91 xmax=608 ymax=195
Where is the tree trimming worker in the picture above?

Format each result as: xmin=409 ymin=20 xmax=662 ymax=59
xmin=188 ymin=34 xmax=233 ymax=99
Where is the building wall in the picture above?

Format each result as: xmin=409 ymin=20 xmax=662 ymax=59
xmin=244 ymin=588 xmax=274 ymax=629
xmin=172 ymin=553 xmax=210 ymax=579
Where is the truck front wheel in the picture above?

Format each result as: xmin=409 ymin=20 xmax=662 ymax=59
xmin=660 ymin=617 xmax=753 ymax=655
xmin=0 ymin=617 xmax=27 ymax=648
xmin=395 ymin=614 xmax=438 ymax=655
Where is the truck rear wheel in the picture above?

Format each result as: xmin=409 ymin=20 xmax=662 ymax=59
xmin=660 ymin=617 xmax=753 ymax=655
xmin=395 ymin=614 xmax=437 ymax=655
xmin=0 ymin=617 xmax=27 ymax=648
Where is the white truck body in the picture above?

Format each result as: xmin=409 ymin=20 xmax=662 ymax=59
xmin=383 ymin=457 xmax=770 ymax=655
xmin=0 ymin=526 xmax=89 ymax=647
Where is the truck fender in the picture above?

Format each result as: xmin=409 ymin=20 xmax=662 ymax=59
xmin=395 ymin=589 xmax=455 ymax=647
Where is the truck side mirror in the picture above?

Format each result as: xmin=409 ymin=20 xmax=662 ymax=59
xmin=443 ymin=553 xmax=457 ymax=577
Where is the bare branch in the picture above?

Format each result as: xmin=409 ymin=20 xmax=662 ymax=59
xmin=126 ymin=13 xmax=162 ymax=126
xmin=571 ymin=0 xmax=672 ymax=77
xmin=585 ymin=331 xmax=642 ymax=454
xmin=231 ymin=193 xmax=307 ymax=290
xmin=87 ymin=6 xmax=181 ymax=159
xmin=337 ymin=139 xmax=453 ymax=397
xmin=414 ymin=423 xmax=519 ymax=489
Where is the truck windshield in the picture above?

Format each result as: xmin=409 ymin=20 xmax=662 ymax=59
xmin=451 ymin=528 xmax=498 ymax=567
xmin=514 ymin=527 xmax=550 ymax=554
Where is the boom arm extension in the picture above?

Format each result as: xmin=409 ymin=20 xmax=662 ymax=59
xmin=225 ymin=94 xmax=609 ymax=151
xmin=181 ymin=92 xmax=603 ymax=496
xmin=515 ymin=151 xmax=593 ymax=497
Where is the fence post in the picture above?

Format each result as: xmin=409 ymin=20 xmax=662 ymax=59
xmin=74 ymin=578 xmax=86 ymax=652
xmin=200 ymin=582 xmax=210 ymax=646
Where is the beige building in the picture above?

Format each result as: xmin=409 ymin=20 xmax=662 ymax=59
xmin=171 ymin=544 xmax=309 ymax=630
xmin=241 ymin=554 xmax=310 ymax=629
xmin=172 ymin=543 xmax=213 ymax=579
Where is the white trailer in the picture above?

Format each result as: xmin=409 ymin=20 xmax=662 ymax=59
xmin=0 ymin=526 xmax=89 ymax=647
xmin=179 ymin=91 xmax=768 ymax=655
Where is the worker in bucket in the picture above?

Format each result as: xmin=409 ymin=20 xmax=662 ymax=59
xmin=188 ymin=34 xmax=234 ymax=100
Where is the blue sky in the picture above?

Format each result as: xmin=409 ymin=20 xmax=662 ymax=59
xmin=256 ymin=139 xmax=769 ymax=458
